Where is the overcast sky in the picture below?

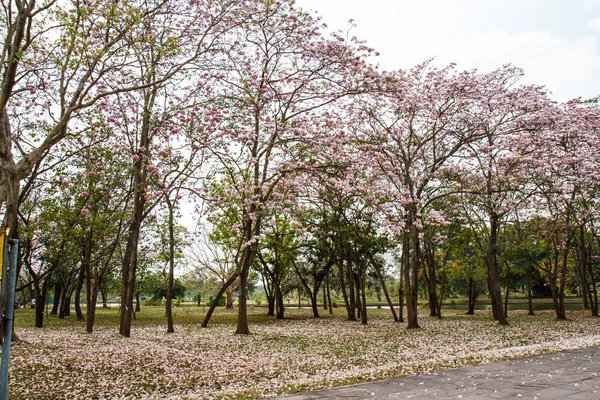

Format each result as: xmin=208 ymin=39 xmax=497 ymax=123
xmin=295 ymin=0 xmax=600 ymax=102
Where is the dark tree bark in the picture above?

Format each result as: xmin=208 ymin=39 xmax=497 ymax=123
xmin=236 ymin=261 xmax=250 ymax=334
xmin=467 ymin=277 xmax=477 ymax=315
xmin=346 ymin=253 xmax=357 ymax=321
xmin=398 ymin=260 xmax=405 ymax=322
xmin=423 ymin=240 xmax=439 ymax=317
xmin=275 ymin=284 xmax=285 ymax=319
xmin=557 ymin=249 xmax=568 ymax=320
xmin=262 ymin=274 xmax=275 ymax=316
xmin=504 ymin=277 xmax=509 ymax=320
xmin=372 ymin=261 xmax=399 ymax=322
xmin=101 ymin=288 xmax=108 ymax=308
xmin=360 ymin=270 xmax=367 ymax=325
xmin=165 ymin=196 xmax=176 ymax=333
xmin=404 ymin=228 xmax=421 ymax=329
xmin=34 ymin=279 xmax=48 ymax=329
xmin=119 ymin=85 xmax=157 ymax=338
xmin=354 ymin=272 xmax=361 ymax=320
xmin=577 ymin=226 xmax=598 ymax=317
xmin=51 ymin=281 xmax=62 ymax=315
xmin=486 ymin=212 xmax=507 ymax=325
xmin=526 ymin=262 xmax=534 ymax=316
xmin=59 ymin=286 xmax=73 ymax=319
xmin=135 ymin=292 xmax=141 ymax=313
xmin=326 ymin=273 xmax=333 ymax=314
xmin=292 ymin=259 xmax=327 ymax=319
xmin=74 ymin=266 xmax=85 ymax=321
xmin=337 ymin=256 xmax=352 ymax=320
xmin=202 ymin=273 xmax=238 ymax=328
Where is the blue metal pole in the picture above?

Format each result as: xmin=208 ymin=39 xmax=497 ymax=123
xmin=0 ymin=239 xmax=18 ymax=400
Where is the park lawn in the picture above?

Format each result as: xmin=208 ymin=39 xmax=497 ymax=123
xmin=7 ymin=306 xmax=600 ymax=399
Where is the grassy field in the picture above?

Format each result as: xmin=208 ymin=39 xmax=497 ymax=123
xmin=7 ymin=305 xmax=600 ymax=399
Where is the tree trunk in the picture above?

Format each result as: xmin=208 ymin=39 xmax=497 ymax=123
xmin=82 ymin=227 xmax=93 ymax=326
xmin=582 ymin=278 xmax=591 ymax=310
xmin=59 ymin=287 xmax=72 ymax=319
xmin=346 ymin=255 xmax=357 ymax=321
xmin=275 ymin=284 xmax=285 ymax=319
xmin=201 ymin=273 xmax=238 ymax=328
xmin=526 ymin=262 xmax=534 ymax=316
xmin=326 ymin=273 xmax=333 ymax=314
xmin=487 ymin=212 xmax=507 ymax=325
xmin=236 ymin=214 xmax=258 ymax=334
xmin=267 ymin=291 xmax=275 ymax=316
xmin=467 ymin=277 xmax=477 ymax=315
xmin=135 ymin=292 xmax=141 ymax=313
xmin=337 ymin=257 xmax=352 ymax=320
xmin=488 ymin=278 xmax=497 ymax=320
xmin=226 ymin=287 xmax=235 ymax=310
xmin=405 ymin=228 xmax=420 ymax=329
xmin=51 ymin=281 xmax=62 ymax=315
xmin=360 ymin=270 xmax=367 ymax=325
xmin=310 ymin=288 xmax=319 ymax=319
xmin=581 ymin=228 xmax=598 ymax=317
xmin=504 ymin=280 xmax=509 ymax=320
xmin=236 ymin=262 xmax=250 ymax=334
xmin=165 ymin=197 xmax=176 ymax=334
xmin=354 ymin=272 xmax=361 ymax=320
xmin=423 ymin=242 xmax=438 ymax=317
xmin=119 ymin=222 xmax=141 ymax=337
xmin=119 ymin=84 xmax=158 ymax=338
xmin=398 ymin=262 xmax=405 ymax=322
xmin=435 ymin=255 xmax=448 ymax=319
xmin=101 ymin=288 xmax=108 ymax=308
xmin=587 ymin=265 xmax=599 ymax=317
xmin=34 ymin=279 xmax=48 ymax=328
xmin=87 ymin=280 xmax=99 ymax=333
xmin=74 ymin=266 xmax=85 ymax=321
xmin=373 ymin=263 xmax=399 ymax=322
xmin=262 ymin=274 xmax=275 ymax=316
xmin=556 ymin=248 xmax=568 ymax=320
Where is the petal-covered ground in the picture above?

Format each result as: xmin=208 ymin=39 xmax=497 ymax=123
xmin=8 ymin=309 xmax=600 ymax=399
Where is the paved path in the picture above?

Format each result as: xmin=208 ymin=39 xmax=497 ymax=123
xmin=277 ymin=346 xmax=600 ymax=399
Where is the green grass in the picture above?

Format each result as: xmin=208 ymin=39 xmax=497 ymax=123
xmin=13 ymin=304 xmax=352 ymax=330
xmin=14 ymin=295 xmax=583 ymax=330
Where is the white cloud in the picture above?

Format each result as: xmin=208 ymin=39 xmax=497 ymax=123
xmin=588 ymin=18 xmax=600 ymax=32
xmin=296 ymin=0 xmax=600 ymax=102
xmin=419 ymin=31 xmax=599 ymax=101
xmin=584 ymin=0 xmax=600 ymax=10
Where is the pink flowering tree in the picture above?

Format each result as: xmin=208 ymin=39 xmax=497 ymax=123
xmin=203 ymin=0 xmax=372 ymax=334
xmin=528 ymin=100 xmax=600 ymax=319
xmin=17 ymin=126 xmax=133 ymax=331
xmin=355 ymin=62 xmax=485 ymax=328
xmin=1 ymin=0 xmax=187 ymax=234
xmin=453 ymin=66 xmax=557 ymax=325
xmin=85 ymin=0 xmax=243 ymax=338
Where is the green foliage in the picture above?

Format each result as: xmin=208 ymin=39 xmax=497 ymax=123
xmin=152 ymin=278 xmax=187 ymax=300
xmin=138 ymin=272 xmax=186 ymax=300
xmin=207 ymin=294 xmax=226 ymax=307
xmin=144 ymin=298 xmax=163 ymax=306
xmin=193 ymin=292 xmax=203 ymax=307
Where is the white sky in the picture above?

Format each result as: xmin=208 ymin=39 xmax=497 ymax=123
xmin=295 ymin=0 xmax=600 ymax=102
